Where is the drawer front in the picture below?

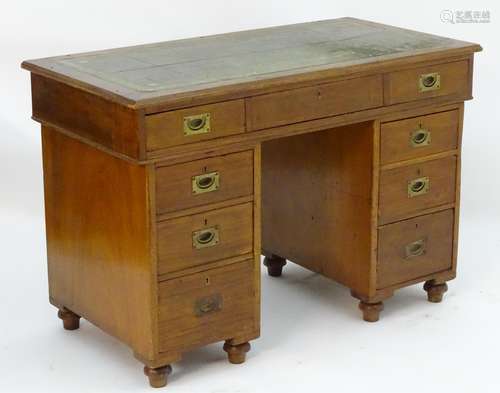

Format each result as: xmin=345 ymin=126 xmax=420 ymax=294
xmin=247 ymin=75 xmax=383 ymax=130
xmin=145 ymin=99 xmax=245 ymax=151
xmin=380 ymin=110 xmax=459 ymax=165
xmin=385 ymin=60 xmax=469 ymax=105
xmin=158 ymin=260 xmax=257 ymax=353
xmin=379 ymin=156 xmax=457 ymax=225
xmin=377 ymin=209 xmax=454 ymax=288
xmin=157 ymin=203 xmax=253 ymax=275
xmin=156 ymin=150 xmax=254 ymax=215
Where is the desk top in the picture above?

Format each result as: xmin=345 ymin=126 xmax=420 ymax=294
xmin=22 ymin=18 xmax=480 ymax=108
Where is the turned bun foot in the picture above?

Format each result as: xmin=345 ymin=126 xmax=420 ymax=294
xmin=424 ymin=280 xmax=448 ymax=303
xmin=359 ymin=301 xmax=384 ymax=322
xmin=144 ymin=365 xmax=172 ymax=388
xmin=223 ymin=341 xmax=251 ymax=364
xmin=263 ymin=255 xmax=286 ymax=277
xmin=57 ymin=308 xmax=81 ymax=330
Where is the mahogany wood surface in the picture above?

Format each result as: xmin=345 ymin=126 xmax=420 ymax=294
xmin=41 ymin=126 xmax=155 ymax=359
xmin=155 ymin=150 xmax=253 ymax=215
xmin=157 ymin=202 xmax=254 ymax=275
xmin=378 ymin=156 xmax=457 ymax=224
xmin=380 ymin=110 xmax=459 ymax=164
xmin=23 ymin=17 xmax=481 ymax=387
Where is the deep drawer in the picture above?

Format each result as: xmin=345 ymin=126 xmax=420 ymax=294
xmin=158 ymin=260 xmax=257 ymax=353
xmin=377 ymin=209 xmax=454 ymax=289
xmin=155 ymin=150 xmax=254 ymax=215
xmin=145 ymin=99 xmax=245 ymax=151
xmin=246 ymin=75 xmax=383 ymax=130
xmin=157 ymin=203 xmax=253 ymax=275
xmin=379 ymin=156 xmax=457 ymax=225
xmin=384 ymin=60 xmax=469 ymax=105
xmin=380 ymin=110 xmax=459 ymax=165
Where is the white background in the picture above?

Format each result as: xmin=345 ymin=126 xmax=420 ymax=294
xmin=1 ymin=1 xmax=499 ymax=392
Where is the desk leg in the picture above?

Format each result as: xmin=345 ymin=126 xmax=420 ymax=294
xmin=263 ymin=254 xmax=287 ymax=277
xmin=144 ymin=365 xmax=172 ymax=388
xmin=358 ymin=301 xmax=384 ymax=322
xmin=57 ymin=308 xmax=81 ymax=330
xmin=223 ymin=341 xmax=251 ymax=364
xmin=423 ymin=280 xmax=448 ymax=303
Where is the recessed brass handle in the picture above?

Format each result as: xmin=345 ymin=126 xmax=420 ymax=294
xmin=408 ymin=176 xmax=430 ymax=198
xmin=419 ymin=72 xmax=441 ymax=92
xmin=410 ymin=128 xmax=431 ymax=147
xmin=194 ymin=294 xmax=222 ymax=316
xmin=405 ymin=239 xmax=427 ymax=259
xmin=192 ymin=226 xmax=219 ymax=249
xmin=183 ymin=113 xmax=211 ymax=136
xmin=192 ymin=171 xmax=219 ymax=194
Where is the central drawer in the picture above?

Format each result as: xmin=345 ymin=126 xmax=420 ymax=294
xmin=158 ymin=260 xmax=257 ymax=354
xmin=157 ymin=203 xmax=253 ymax=275
xmin=246 ymin=75 xmax=383 ymax=130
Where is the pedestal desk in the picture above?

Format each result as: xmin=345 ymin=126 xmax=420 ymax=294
xmin=22 ymin=18 xmax=481 ymax=388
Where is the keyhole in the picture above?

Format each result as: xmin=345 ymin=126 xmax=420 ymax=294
xmin=205 ymin=277 xmax=210 ymax=285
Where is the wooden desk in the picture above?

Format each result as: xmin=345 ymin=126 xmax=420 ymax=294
xmin=22 ymin=18 xmax=481 ymax=388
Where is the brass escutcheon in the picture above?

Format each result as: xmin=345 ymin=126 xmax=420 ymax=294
xmin=183 ymin=113 xmax=211 ymax=136
xmin=192 ymin=171 xmax=220 ymax=194
xmin=192 ymin=226 xmax=220 ymax=249
xmin=408 ymin=176 xmax=430 ymax=198
xmin=419 ymin=72 xmax=441 ymax=92
xmin=405 ymin=238 xmax=427 ymax=259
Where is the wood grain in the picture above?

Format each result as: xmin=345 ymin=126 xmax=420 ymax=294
xmin=247 ymin=75 xmax=383 ymax=130
xmin=155 ymin=150 xmax=253 ymax=215
xmin=33 ymin=74 xmax=142 ymax=159
xmin=377 ymin=209 xmax=454 ymax=289
xmin=384 ymin=60 xmax=470 ymax=105
xmin=157 ymin=203 xmax=253 ymax=275
xmin=379 ymin=155 xmax=457 ymax=225
xmin=261 ymin=122 xmax=376 ymax=296
xmin=145 ymin=100 xmax=245 ymax=151
xmin=380 ymin=110 xmax=459 ymax=164
xmin=158 ymin=260 xmax=257 ymax=355
xmin=41 ymin=126 xmax=154 ymax=359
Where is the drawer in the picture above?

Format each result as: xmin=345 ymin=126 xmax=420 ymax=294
xmin=377 ymin=209 xmax=454 ymax=288
xmin=158 ymin=260 xmax=257 ymax=353
xmin=157 ymin=203 xmax=253 ymax=275
xmin=384 ymin=60 xmax=469 ymax=105
xmin=156 ymin=150 xmax=254 ymax=215
xmin=379 ymin=156 xmax=457 ymax=225
xmin=380 ymin=110 xmax=459 ymax=165
xmin=246 ymin=75 xmax=383 ymax=130
xmin=145 ymin=99 xmax=245 ymax=151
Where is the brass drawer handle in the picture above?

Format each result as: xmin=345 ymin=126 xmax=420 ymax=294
xmin=192 ymin=171 xmax=220 ymax=194
xmin=419 ymin=72 xmax=441 ymax=92
xmin=405 ymin=238 xmax=427 ymax=259
xmin=408 ymin=176 xmax=430 ymax=198
xmin=410 ymin=128 xmax=431 ymax=147
xmin=183 ymin=113 xmax=211 ymax=136
xmin=192 ymin=226 xmax=219 ymax=249
xmin=194 ymin=294 xmax=222 ymax=316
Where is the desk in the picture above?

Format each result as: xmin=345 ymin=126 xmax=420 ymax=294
xmin=22 ymin=18 xmax=481 ymax=388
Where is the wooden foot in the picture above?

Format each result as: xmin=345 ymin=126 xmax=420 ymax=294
xmin=144 ymin=365 xmax=172 ymax=388
xmin=359 ymin=301 xmax=384 ymax=322
xmin=263 ymin=255 xmax=286 ymax=277
xmin=424 ymin=280 xmax=448 ymax=303
xmin=57 ymin=308 xmax=81 ymax=330
xmin=223 ymin=341 xmax=251 ymax=364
